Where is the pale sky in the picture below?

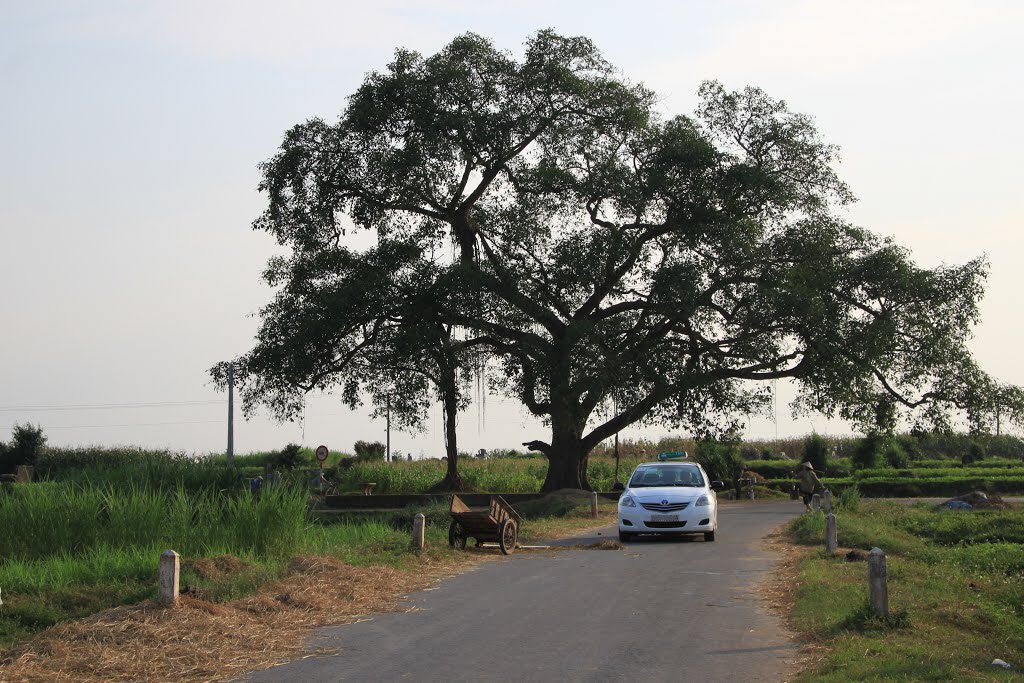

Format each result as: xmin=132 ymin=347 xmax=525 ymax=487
xmin=2 ymin=1 xmax=1022 ymax=456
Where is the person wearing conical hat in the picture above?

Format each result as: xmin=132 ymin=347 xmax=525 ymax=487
xmin=794 ymin=461 xmax=824 ymax=511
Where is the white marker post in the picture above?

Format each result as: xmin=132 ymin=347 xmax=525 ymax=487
xmin=412 ymin=513 xmax=425 ymax=551
xmin=159 ymin=550 xmax=180 ymax=607
xmin=590 ymin=491 xmax=599 ymax=519
xmin=868 ymin=547 xmax=889 ymax=617
xmin=825 ymin=512 xmax=837 ymax=553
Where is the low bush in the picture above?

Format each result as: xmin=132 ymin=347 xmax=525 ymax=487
xmin=693 ymin=440 xmax=744 ymax=492
xmin=883 ymin=441 xmax=909 ymax=469
xmin=836 ymin=485 xmax=861 ymax=511
xmin=272 ymin=443 xmax=304 ymax=470
xmin=961 ymin=441 xmax=987 ymax=465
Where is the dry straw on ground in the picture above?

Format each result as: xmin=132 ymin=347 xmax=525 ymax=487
xmin=0 ymin=553 xmax=481 ymax=682
xmin=760 ymin=528 xmax=834 ymax=676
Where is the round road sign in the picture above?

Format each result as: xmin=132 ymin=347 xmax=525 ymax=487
xmin=315 ymin=445 xmax=329 ymax=462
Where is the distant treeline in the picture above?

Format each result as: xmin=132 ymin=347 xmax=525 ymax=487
xmin=473 ymin=432 xmax=1024 ymax=464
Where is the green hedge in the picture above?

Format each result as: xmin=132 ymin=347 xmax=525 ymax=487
xmin=764 ymin=476 xmax=1024 ymax=498
xmin=745 ymin=458 xmax=851 ymax=479
xmin=854 ymin=465 xmax=1024 ymax=480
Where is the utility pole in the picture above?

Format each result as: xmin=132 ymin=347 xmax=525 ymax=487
xmin=613 ymin=397 xmax=620 ymax=484
xmin=386 ymin=395 xmax=391 ymax=462
xmin=227 ymin=363 xmax=234 ymax=467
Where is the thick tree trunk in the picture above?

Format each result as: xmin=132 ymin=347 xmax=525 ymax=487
xmin=540 ymin=413 xmax=592 ymax=492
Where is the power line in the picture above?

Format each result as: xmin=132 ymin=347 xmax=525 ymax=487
xmin=0 ymin=400 xmax=224 ymax=412
xmin=0 ymin=419 xmax=225 ymax=430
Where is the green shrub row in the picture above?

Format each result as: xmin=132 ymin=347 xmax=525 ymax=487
xmin=852 ymin=466 xmax=1024 ymax=480
xmin=764 ymin=476 xmax=1024 ymax=497
xmin=744 ymin=458 xmax=852 ymax=478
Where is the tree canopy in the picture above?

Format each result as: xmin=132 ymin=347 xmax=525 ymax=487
xmin=217 ymin=30 xmax=1022 ymax=491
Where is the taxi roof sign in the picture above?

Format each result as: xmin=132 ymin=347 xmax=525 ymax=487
xmin=657 ymin=451 xmax=688 ymax=461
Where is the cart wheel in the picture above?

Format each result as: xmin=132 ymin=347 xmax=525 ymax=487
xmin=498 ymin=519 xmax=518 ymax=555
xmin=448 ymin=521 xmax=467 ymax=550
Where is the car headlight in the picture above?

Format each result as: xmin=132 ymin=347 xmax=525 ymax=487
xmin=695 ymin=495 xmax=711 ymax=507
xmin=619 ymin=494 xmax=636 ymax=508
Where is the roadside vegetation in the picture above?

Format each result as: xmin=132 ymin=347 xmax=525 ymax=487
xmin=2 ymin=424 xmax=1022 ymax=654
xmin=783 ymin=500 xmax=1024 ymax=680
xmin=0 ymin=436 xmax=615 ymax=650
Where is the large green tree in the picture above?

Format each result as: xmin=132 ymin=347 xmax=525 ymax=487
xmin=239 ymin=30 xmax=1018 ymax=491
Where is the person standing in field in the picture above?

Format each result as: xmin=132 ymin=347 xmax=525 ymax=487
xmin=795 ymin=461 xmax=824 ymax=511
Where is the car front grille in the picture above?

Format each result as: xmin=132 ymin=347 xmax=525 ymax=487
xmin=640 ymin=502 xmax=689 ymax=512
xmin=644 ymin=521 xmax=687 ymax=528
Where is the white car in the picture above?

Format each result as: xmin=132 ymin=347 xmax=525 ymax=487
xmin=616 ymin=461 xmax=723 ymax=542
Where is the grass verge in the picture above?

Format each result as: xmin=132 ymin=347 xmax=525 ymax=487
xmin=776 ymin=501 xmax=1024 ymax=681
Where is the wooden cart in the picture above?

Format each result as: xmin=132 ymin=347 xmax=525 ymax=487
xmin=448 ymin=494 xmax=522 ymax=555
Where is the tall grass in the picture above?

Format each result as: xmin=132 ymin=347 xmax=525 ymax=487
xmin=327 ymin=457 xmax=649 ymax=493
xmin=0 ymin=483 xmax=309 ymax=561
xmin=37 ymin=447 xmax=245 ymax=492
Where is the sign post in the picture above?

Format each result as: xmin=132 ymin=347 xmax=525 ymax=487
xmin=315 ymin=445 xmax=329 ymax=492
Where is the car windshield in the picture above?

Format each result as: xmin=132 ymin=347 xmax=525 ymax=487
xmin=628 ymin=465 xmax=705 ymax=488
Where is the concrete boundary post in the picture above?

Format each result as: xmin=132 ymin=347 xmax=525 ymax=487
xmin=412 ymin=513 xmax=426 ymax=551
xmin=590 ymin=491 xmax=599 ymax=519
xmin=869 ymin=547 xmax=888 ymax=617
xmin=823 ymin=489 xmax=833 ymax=512
xmin=825 ymin=512 xmax=837 ymax=553
xmin=159 ymin=550 xmax=180 ymax=607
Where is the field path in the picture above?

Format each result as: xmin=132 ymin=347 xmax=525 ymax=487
xmin=248 ymin=500 xmax=803 ymax=683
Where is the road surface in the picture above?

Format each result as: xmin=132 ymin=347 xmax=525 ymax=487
xmin=250 ymin=500 xmax=803 ymax=683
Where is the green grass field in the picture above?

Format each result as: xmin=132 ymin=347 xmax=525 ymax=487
xmin=785 ymin=501 xmax=1024 ymax=681
xmin=0 ymin=472 xmax=612 ymax=648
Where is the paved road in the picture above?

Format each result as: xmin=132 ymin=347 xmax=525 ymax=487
xmin=250 ymin=500 xmax=803 ymax=683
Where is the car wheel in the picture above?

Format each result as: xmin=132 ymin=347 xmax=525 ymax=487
xmin=704 ymin=530 xmax=716 ymax=542
xmin=618 ymin=530 xmax=633 ymax=542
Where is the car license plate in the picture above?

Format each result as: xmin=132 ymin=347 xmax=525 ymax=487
xmin=651 ymin=514 xmax=679 ymax=522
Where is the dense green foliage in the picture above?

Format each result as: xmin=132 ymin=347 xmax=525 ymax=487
xmin=222 ymin=28 xmax=1021 ymax=492
xmin=804 ymin=433 xmax=830 ymax=472
xmin=0 ymin=423 xmax=47 ymax=474
xmin=353 ymin=440 xmax=386 ymax=460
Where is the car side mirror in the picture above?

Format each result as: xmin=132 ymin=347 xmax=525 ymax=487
xmin=612 ymin=481 xmax=625 ymax=492
xmin=711 ymin=481 xmax=725 ymax=490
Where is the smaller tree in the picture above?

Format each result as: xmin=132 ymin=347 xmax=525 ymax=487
xmin=804 ymin=433 xmax=829 ymax=473
xmin=0 ymin=437 xmax=9 ymax=475
xmin=8 ymin=423 xmax=46 ymax=470
xmin=852 ymin=432 xmax=883 ymax=470
xmin=353 ymin=440 xmax=386 ymax=460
